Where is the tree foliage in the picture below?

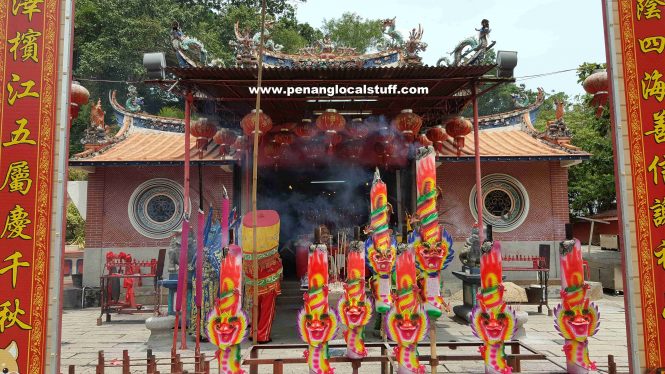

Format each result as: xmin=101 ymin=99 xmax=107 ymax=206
xmin=66 ymin=203 xmax=86 ymax=247
xmin=321 ymin=12 xmax=385 ymax=53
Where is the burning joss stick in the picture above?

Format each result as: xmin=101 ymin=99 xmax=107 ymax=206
xmin=410 ymin=146 xmax=454 ymax=319
xmin=365 ymin=168 xmax=397 ymax=313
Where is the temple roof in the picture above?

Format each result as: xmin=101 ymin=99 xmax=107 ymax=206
xmin=156 ymin=64 xmax=505 ymax=124
xmin=70 ymin=130 xmax=230 ymax=165
xmin=69 ymin=126 xmax=589 ymax=166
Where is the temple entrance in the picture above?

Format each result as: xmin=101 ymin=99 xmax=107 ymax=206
xmin=256 ymin=163 xmax=404 ymax=280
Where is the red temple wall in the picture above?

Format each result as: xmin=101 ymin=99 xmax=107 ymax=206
xmin=436 ymin=161 xmax=569 ymax=241
xmin=85 ymin=165 xmax=234 ymax=248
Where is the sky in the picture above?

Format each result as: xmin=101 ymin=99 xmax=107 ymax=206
xmin=294 ymin=0 xmax=607 ymax=98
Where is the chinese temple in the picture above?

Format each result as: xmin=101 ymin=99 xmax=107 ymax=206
xmin=70 ymin=19 xmax=590 ymax=296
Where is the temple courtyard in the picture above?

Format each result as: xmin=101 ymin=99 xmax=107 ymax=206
xmin=60 ymin=291 xmax=629 ymax=373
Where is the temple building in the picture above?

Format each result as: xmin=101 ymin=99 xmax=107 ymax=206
xmin=70 ymin=19 xmax=589 ymax=292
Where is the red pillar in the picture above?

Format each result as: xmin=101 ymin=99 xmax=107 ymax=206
xmin=472 ymin=83 xmax=484 ymax=242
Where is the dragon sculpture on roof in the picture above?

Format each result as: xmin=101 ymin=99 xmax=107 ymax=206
xmin=437 ymin=19 xmax=496 ymax=67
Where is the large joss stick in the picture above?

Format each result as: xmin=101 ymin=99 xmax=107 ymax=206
xmin=299 ymin=243 xmax=338 ymax=374
xmin=386 ymin=250 xmax=428 ymax=374
xmin=337 ymin=243 xmax=372 ymax=359
xmin=365 ymin=168 xmax=397 ymax=313
xmin=207 ymin=245 xmax=247 ymax=374
xmin=554 ymin=239 xmax=599 ymax=374
xmin=410 ymin=146 xmax=454 ymax=319
xmin=470 ymin=241 xmax=516 ymax=374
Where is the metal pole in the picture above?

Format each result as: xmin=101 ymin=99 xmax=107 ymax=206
xmin=472 ymin=82 xmax=484 ymax=242
xmin=251 ymin=0 xmax=268 ymax=344
xmin=177 ymin=92 xmax=193 ymax=350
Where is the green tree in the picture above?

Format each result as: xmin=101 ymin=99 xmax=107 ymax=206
xmin=321 ymin=13 xmax=385 ymax=53
xmin=565 ymin=99 xmax=615 ymax=215
xmin=66 ymin=203 xmax=86 ymax=247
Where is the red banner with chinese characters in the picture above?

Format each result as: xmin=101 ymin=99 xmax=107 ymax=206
xmin=0 ymin=0 xmax=61 ymax=372
xmin=617 ymin=0 xmax=665 ymax=368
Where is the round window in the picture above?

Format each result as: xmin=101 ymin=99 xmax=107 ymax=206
xmin=469 ymin=174 xmax=529 ymax=232
xmin=128 ymin=179 xmax=187 ymax=239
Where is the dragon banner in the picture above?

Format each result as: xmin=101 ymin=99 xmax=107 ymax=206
xmin=299 ymin=244 xmax=338 ymax=374
xmin=338 ymin=242 xmax=372 ymax=359
xmin=554 ymin=239 xmax=599 ymax=374
xmin=410 ymin=146 xmax=454 ymax=319
xmin=386 ymin=250 xmax=428 ymax=374
xmin=365 ymin=168 xmax=397 ymax=313
xmin=470 ymin=241 xmax=516 ymax=374
xmin=207 ymin=245 xmax=247 ymax=374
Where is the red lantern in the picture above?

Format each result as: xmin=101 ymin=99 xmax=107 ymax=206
xmin=426 ymin=125 xmax=448 ymax=154
xmin=348 ymin=118 xmax=369 ymax=139
xmin=444 ymin=117 xmax=471 ymax=156
xmin=375 ymin=124 xmax=395 ymax=144
xmin=295 ymin=119 xmax=317 ymax=139
xmin=316 ymin=109 xmax=346 ymax=133
xmin=70 ymin=81 xmax=89 ymax=120
xmin=241 ymin=109 xmax=273 ymax=137
xmin=233 ymin=135 xmax=249 ymax=153
xmin=191 ymin=117 xmax=218 ymax=156
xmin=71 ymin=81 xmax=90 ymax=106
xmin=417 ymin=133 xmax=433 ymax=147
xmin=394 ymin=109 xmax=422 ymax=142
xmin=583 ymin=69 xmax=609 ymax=117
xmin=302 ymin=141 xmax=326 ymax=161
xmin=316 ymin=109 xmax=346 ymax=150
xmin=273 ymin=126 xmax=295 ymax=147
xmin=342 ymin=139 xmax=364 ymax=159
xmin=213 ymin=128 xmax=237 ymax=157
xmin=263 ymin=140 xmax=282 ymax=160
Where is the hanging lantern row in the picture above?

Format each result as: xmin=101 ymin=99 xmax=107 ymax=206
xmin=582 ymin=69 xmax=609 ymax=118
xmin=236 ymin=109 xmax=474 ymax=159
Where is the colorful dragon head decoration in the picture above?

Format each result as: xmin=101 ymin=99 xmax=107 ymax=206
xmin=470 ymin=241 xmax=516 ymax=374
xmin=207 ymin=244 xmax=247 ymax=374
xmin=386 ymin=250 xmax=428 ymax=374
xmin=409 ymin=146 xmax=454 ymax=318
xmin=365 ymin=168 xmax=397 ymax=313
xmin=337 ymin=247 xmax=373 ymax=359
xmin=554 ymin=239 xmax=599 ymax=373
xmin=299 ymin=244 xmax=338 ymax=374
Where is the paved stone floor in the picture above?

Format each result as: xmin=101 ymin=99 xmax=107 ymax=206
xmin=61 ymin=292 xmax=629 ymax=373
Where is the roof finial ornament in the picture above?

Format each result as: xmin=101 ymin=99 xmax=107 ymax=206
xmin=437 ymin=19 xmax=496 ymax=67
xmin=170 ymin=21 xmax=209 ymax=67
